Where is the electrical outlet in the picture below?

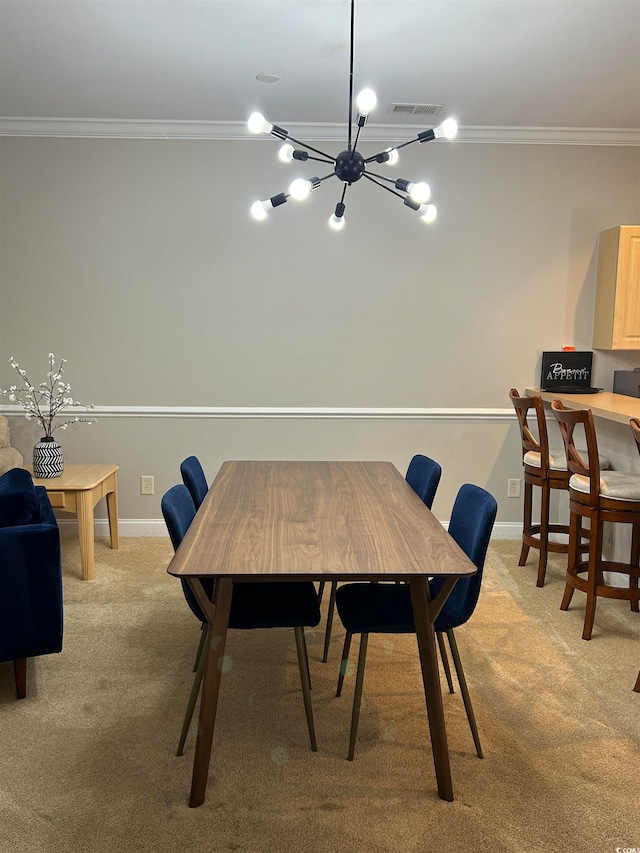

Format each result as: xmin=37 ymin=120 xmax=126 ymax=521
xmin=140 ymin=475 xmax=154 ymax=495
xmin=507 ymin=478 xmax=521 ymax=498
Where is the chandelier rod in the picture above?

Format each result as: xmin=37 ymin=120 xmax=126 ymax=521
xmin=361 ymin=172 xmax=405 ymax=200
xmin=363 ymin=138 xmax=420 ymax=165
xmin=303 ymin=155 xmax=335 ymax=165
xmin=347 ymin=0 xmax=355 ymax=151
xmin=272 ymin=130 xmax=333 ymax=161
xmin=315 ymin=172 xmax=340 ymax=185
xmin=392 ymin=137 xmax=423 ymax=152
xmin=362 ymin=169 xmax=396 ymax=186
xmin=352 ymin=124 xmax=362 ymax=154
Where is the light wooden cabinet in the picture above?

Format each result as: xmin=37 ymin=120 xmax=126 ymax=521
xmin=593 ymin=225 xmax=640 ymax=350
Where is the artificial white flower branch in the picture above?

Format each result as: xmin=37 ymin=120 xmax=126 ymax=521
xmin=0 ymin=353 xmax=96 ymax=437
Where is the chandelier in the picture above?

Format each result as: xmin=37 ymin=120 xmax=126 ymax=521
xmin=247 ymin=0 xmax=457 ymax=231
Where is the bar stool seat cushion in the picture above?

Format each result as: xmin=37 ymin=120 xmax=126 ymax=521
xmin=524 ymin=448 xmax=610 ymax=472
xmin=523 ymin=448 xmax=569 ymax=470
xmin=570 ymin=471 xmax=640 ymax=502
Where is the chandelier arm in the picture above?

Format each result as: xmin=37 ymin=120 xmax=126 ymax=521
xmin=304 ymin=155 xmax=336 ymax=165
xmin=392 ymin=137 xmax=422 ymax=152
xmin=317 ymin=172 xmax=339 ymax=185
xmin=348 ymin=0 xmax=355 ymax=151
xmin=363 ymin=152 xmax=386 ymax=164
xmin=361 ymin=172 xmax=406 ymax=200
xmin=363 ymin=137 xmax=421 ymax=165
xmin=363 ymin=170 xmax=399 ymax=186
xmin=273 ymin=132 xmax=334 ymax=161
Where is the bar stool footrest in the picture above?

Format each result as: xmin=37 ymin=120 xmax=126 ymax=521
xmin=565 ymin=560 xmax=640 ymax=603
xmin=522 ymin=524 xmax=589 ymax=555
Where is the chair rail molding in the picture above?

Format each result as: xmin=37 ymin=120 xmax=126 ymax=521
xmin=0 ymin=404 xmax=514 ymax=421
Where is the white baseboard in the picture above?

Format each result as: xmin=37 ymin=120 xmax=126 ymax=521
xmin=489 ymin=522 xmax=523 ymax=540
xmin=58 ymin=518 xmax=167 ymax=537
xmin=58 ymin=519 xmax=523 ymax=540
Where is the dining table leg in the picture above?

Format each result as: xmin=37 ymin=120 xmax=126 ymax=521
xmin=409 ymin=576 xmax=457 ymax=802
xmin=187 ymin=577 xmax=233 ymax=808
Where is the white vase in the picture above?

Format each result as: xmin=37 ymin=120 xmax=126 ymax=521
xmin=33 ymin=437 xmax=64 ymax=478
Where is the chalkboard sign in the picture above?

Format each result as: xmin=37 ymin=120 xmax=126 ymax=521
xmin=541 ymin=351 xmax=599 ymax=393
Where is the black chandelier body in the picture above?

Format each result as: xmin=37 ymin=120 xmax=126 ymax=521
xmin=248 ymin=0 xmax=457 ymax=230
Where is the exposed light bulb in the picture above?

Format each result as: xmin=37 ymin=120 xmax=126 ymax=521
xmin=329 ymin=202 xmax=346 ymax=230
xmin=289 ymin=178 xmax=312 ymax=200
xmin=250 ymin=192 xmax=288 ymax=219
xmin=247 ymin=112 xmax=273 ymax=134
xmin=385 ymin=148 xmax=399 ymax=165
xmin=355 ymin=88 xmax=377 ymax=116
xmin=278 ymin=143 xmax=295 ymax=162
xmin=419 ymin=203 xmax=437 ymax=223
xmin=408 ymin=181 xmax=431 ymax=204
xmin=250 ymin=200 xmax=270 ymax=220
xmin=434 ymin=118 xmax=457 ymax=139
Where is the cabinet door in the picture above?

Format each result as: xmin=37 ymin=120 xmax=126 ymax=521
xmin=594 ymin=226 xmax=640 ymax=350
xmin=612 ymin=228 xmax=640 ymax=349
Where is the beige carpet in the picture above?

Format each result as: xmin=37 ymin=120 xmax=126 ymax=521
xmin=1 ymin=536 xmax=638 ymax=853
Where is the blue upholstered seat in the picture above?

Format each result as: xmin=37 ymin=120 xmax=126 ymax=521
xmin=335 ymin=483 xmax=497 ymax=760
xmin=162 ymin=483 xmax=321 ymax=755
xmin=0 ymin=467 xmax=63 ymax=699
xmin=179 ymin=455 xmax=209 ymax=509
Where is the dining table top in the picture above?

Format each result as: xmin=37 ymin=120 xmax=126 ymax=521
xmin=167 ymin=460 xmax=476 ymax=582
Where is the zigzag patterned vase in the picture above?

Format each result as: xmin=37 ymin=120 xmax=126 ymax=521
xmin=33 ymin=437 xmax=64 ymax=479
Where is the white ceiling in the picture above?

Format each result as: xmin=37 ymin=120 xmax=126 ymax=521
xmin=1 ymin=0 xmax=639 ymax=141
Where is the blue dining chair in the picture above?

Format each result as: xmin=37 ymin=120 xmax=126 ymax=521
xmin=335 ymin=483 xmax=497 ymax=761
xmin=161 ymin=484 xmax=321 ymax=756
xmin=320 ymin=454 xmax=443 ymax=663
xmin=406 ymin=454 xmax=462 ymax=687
xmin=180 ymin=455 xmax=209 ymax=509
xmin=405 ymin=453 xmax=443 ymax=506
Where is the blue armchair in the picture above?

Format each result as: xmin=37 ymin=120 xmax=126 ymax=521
xmin=0 ymin=468 xmax=63 ymax=699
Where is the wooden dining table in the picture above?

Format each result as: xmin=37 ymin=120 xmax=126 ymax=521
xmin=167 ymin=460 xmax=477 ymax=808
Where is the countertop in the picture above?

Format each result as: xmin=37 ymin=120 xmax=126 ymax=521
xmin=525 ymin=389 xmax=640 ymax=426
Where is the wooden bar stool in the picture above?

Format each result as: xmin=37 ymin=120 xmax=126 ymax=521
xmin=510 ymin=389 xmax=575 ymax=587
xmin=552 ymin=401 xmax=640 ymax=640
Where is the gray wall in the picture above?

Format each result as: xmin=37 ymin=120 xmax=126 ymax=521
xmin=1 ymin=136 xmax=639 ymax=528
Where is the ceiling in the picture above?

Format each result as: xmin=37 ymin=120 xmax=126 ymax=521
xmin=1 ymin=0 xmax=639 ymax=142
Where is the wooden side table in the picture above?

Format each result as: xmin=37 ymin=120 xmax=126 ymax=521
xmin=27 ymin=463 xmax=119 ymax=580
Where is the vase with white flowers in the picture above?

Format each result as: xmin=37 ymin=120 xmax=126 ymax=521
xmin=0 ymin=353 xmax=96 ymax=478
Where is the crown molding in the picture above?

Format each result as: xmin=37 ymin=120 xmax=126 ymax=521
xmin=1 ymin=117 xmax=639 ymax=146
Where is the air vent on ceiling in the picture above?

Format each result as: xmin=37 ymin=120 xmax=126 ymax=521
xmin=386 ymin=103 xmax=444 ymax=116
